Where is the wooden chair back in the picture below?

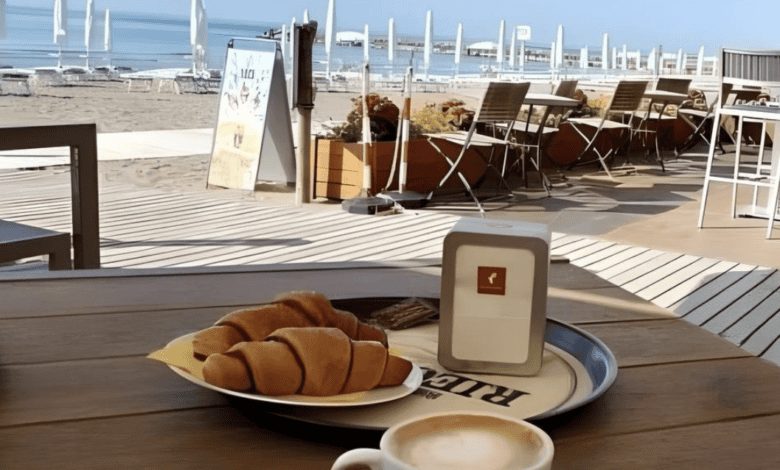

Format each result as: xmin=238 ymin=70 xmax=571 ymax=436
xmin=606 ymin=80 xmax=648 ymax=114
xmin=474 ymin=81 xmax=530 ymax=123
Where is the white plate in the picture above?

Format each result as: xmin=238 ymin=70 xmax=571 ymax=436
xmin=160 ymin=332 xmax=423 ymax=407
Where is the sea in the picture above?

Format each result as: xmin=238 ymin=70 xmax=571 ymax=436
xmin=0 ymin=5 xmax=555 ymax=78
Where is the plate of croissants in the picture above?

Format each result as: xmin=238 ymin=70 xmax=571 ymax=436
xmin=149 ymin=291 xmax=423 ymax=407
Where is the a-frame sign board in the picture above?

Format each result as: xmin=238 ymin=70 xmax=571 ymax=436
xmin=207 ymin=38 xmax=296 ymax=190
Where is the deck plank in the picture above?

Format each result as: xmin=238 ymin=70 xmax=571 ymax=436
xmin=701 ymin=270 xmax=780 ymax=335
xmin=683 ymin=267 xmax=775 ymax=326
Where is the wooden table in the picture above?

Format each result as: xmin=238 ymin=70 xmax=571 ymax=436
xmin=2 ymin=261 xmax=780 ymax=469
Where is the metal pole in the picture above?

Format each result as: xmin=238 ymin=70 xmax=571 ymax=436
xmin=361 ymin=62 xmax=373 ymax=196
xmin=294 ymin=21 xmax=317 ymax=204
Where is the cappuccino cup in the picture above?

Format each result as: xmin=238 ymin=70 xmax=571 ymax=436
xmin=330 ymin=411 xmax=553 ymax=470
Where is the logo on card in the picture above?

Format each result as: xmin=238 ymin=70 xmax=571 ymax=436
xmin=477 ymin=266 xmax=507 ymax=295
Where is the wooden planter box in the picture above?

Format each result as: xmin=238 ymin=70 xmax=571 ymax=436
xmin=314 ymin=138 xmax=488 ymax=200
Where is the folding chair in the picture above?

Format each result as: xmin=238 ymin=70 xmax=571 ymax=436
xmin=698 ymin=48 xmax=780 ymax=239
xmin=676 ymin=83 xmax=734 ymax=155
xmin=628 ymin=77 xmax=691 ymax=170
xmin=566 ymin=80 xmax=649 ymax=179
xmin=425 ymin=81 xmax=530 ymax=216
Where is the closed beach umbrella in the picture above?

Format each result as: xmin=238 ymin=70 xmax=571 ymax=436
xmin=290 ymin=17 xmax=296 ymax=62
xmin=555 ymin=24 xmax=563 ymax=67
xmin=324 ymin=0 xmax=335 ymax=78
xmin=84 ymin=0 xmax=94 ymax=68
xmin=622 ymin=44 xmax=627 ymax=70
xmin=53 ymin=0 xmax=68 ymax=68
xmin=423 ymin=10 xmax=432 ymax=78
xmin=388 ymin=18 xmax=395 ymax=63
xmin=676 ymin=48 xmax=683 ymax=73
xmin=104 ymin=10 xmax=112 ymax=52
xmin=497 ymin=20 xmax=504 ymax=67
xmin=508 ymin=27 xmax=516 ymax=68
xmin=696 ymin=46 xmax=704 ymax=75
xmin=648 ymin=48 xmax=656 ymax=72
xmin=0 ymin=0 xmax=7 ymax=40
xmin=602 ymin=33 xmax=609 ymax=70
xmin=302 ymin=9 xmax=309 ymax=24
xmin=104 ymin=9 xmax=112 ymax=68
xmin=190 ymin=0 xmax=208 ymax=74
xmin=363 ymin=24 xmax=369 ymax=63
xmin=454 ymin=22 xmax=463 ymax=72
xmin=550 ymin=42 xmax=555 ymax=68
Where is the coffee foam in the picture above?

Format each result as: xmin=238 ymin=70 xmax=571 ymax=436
xmin=390 ymin=415 xmax=544 ymax=470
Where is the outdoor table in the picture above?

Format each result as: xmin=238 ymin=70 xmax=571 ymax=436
xmin=519 ymin=93 xmax=580 ymax=191
xmin=2 ymin=261 xmax=780 ymax=469
xmin=636 ymin=90 xmax=689 ymax=170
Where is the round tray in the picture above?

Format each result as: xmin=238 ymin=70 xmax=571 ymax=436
xmin=262 ymin=297 xmax=618 ymax=431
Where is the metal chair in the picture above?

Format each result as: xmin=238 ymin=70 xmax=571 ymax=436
xmin=629 ymin=77 xmax=691 ymax=170
xmin=566 ymin=80 xmax=649 ymax=179
xmin=676 ymin=82 xmax=734 ymax=155
xmin=424 ymin=81 xmax=530 ymax=216
xmin=698 ymin=48 xmax=780 ymax=239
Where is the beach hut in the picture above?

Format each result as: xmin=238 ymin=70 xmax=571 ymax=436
xmin=335 ymin=31 xmax=364 ymax=46
xmin=466 ymin=41 xmax=496 ymax=58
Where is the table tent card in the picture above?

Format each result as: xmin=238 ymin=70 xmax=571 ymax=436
xmin=207 ymin=38 xmax=296 ymax=191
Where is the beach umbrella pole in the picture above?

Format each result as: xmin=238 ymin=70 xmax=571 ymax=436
xmin=379 ymin=66 xmax=426 ymax=209
xmin=360 ymin=62 xmax=372 ymax=197
xmin=342 ymin=62 xmax=395 ymax=215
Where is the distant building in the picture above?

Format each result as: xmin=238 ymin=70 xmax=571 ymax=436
xmin=336 ymin=31 xmax=364 ymax=47
xmin=466 ymin=41 xmax=498 ymax=57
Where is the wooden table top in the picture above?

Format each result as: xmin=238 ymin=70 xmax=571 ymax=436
xmin=2 ymin=262 xmax=780 ymax=469
xmin=524 ymin=93 xmax=580 ymax=107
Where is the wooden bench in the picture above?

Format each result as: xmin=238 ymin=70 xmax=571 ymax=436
xmin=0 ymin=220 xmax=71 ymax=270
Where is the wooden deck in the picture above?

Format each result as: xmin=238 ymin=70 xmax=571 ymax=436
xmin=1 ymin=168 xmax=778 ymax=369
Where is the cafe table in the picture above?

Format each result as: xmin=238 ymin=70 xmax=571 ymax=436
xmin=2 ymin=260 xmax=780 ymax=469
xmin=516 ymin=93 xmax=580 ymax=192
xmin=634 ymin=90 xmax=689 ymax=171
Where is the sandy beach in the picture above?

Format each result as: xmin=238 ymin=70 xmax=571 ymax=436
xmin=0 ymin=76 xmax=493 ymax=195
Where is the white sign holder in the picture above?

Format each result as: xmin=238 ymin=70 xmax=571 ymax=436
xmin=207 ymin=38 xmax=296 ymax=191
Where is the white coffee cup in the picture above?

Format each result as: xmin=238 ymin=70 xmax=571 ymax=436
xmin=331 ymin=411 xmax=554 ymax=470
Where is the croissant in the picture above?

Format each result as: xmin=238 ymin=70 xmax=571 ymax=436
xmin=202 ymin=327 xmax=413 ymax=396
xmin=192 ymin=291 xmax=387 ymax=360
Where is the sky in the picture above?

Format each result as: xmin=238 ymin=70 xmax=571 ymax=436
xmin=14 ymin=0 xmax=780 ymax=53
